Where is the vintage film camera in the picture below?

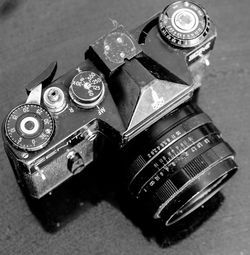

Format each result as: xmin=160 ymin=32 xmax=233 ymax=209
xmin=2 ymin=1 xmax=238 ymax=226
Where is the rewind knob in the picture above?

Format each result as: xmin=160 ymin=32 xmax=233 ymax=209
xmin=158 ymin=1 xmax=210 ymax=48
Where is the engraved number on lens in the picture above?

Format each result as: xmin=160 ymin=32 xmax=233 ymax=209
xmin=5 ymin=104 xmax=54 ymax=151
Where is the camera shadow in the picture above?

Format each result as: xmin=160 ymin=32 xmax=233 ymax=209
xmin=22 ymin=152 xmax=225 ymax=247
xmin=20 ymin=135 xmax=225 ymax=246
xmin=22 ymin=166 xmax=105 ymax=233
xmin=108 ymin=190 xmax=224 ymax=248
xmin=20 ymin=134 xmax=118 ymax=233
xmin=0 ymin=0 xmax=25 ymax=18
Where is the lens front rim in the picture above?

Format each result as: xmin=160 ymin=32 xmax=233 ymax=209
xmin=156 ymin=157 xmax=238 ymax=226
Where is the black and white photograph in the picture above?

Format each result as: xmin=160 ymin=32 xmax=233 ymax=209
xmin=0 ymin=0 xmax=249 ymax=254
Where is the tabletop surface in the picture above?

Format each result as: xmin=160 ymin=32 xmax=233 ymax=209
xmin=0 ymin=0 xmax=250 ymax=254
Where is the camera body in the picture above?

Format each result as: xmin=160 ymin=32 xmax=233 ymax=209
xmin=2 ymin=1 xmax=237 ymax=226
xmin=2 ymin=60 xmax=125 ymax=198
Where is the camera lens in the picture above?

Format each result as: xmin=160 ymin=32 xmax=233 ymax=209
xmin=124 ymin=102 xmax=237 ymax=226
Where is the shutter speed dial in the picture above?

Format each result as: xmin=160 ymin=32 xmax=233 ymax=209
xmin=69 ymin=71 xmax=105 ymax=109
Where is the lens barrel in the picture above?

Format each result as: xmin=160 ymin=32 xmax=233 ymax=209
xmin=124 ymin=102 xmax=237 ymax=226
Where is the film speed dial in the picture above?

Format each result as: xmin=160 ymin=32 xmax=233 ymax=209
xmin=69 ymin=71 xmax=105 ymax=109
xmin=5 ymin=104 xmax=54 ymax=151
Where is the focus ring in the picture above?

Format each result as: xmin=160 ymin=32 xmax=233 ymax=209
xmin=158 ymin=158 xmax=238 ymax=225
xmin=136 ymin=133 xmax=221 ymax=197
xmin=129 ymin=124 xmax=220 ymax=196
xmin=142 ymin=142 xmax=234 ymax=214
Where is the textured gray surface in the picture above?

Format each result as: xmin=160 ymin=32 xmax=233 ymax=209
xmin=0 ymin=0 xmax=250 ymax=254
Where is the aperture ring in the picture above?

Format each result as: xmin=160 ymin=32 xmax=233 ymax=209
xmin=125 ymin=103 xmax=202 ymax=161
xmin=128 ymin=112 xmax=212 ymax=184
xmin=143 ymin=103 xmax=203 ymax=143
xmin=129 ymin=124 xmax=220 ymax=196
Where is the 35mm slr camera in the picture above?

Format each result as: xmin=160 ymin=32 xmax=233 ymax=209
xmin=2 ymin=1 xmax=238 ymax=226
